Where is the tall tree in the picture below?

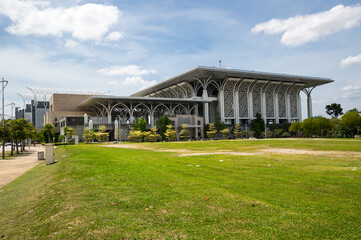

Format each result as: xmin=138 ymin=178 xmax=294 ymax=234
xmin=42 ymin=124 xmax=55 ymax=143
xmin=156 ymin=114 xmax=172 ymax=140
xmin=0 ymin=120 xmax=10 ymax=159
xmin=339 ymin=111 xmax=361 ymax=137
xmin=251 ymin=113 xmax=264 ymax=138
xmin=134 ymin=117 xmax=147 ymax=132
xmin=325 ymin=103 xmax=343 ymax=118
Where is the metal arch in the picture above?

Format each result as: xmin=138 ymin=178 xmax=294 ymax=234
xmin=94 ymin=102 xmax=109 ymax=116
xmin=286 ymin=83 xmax=297 ymax=95
xmin=261 ymin=81 xmax=272 ymax=94
xmin=180 ymin=81 xmax=196 ymax=98
xmin=234 ymin=78 xmax=244 ymax=93
xmin=152 ymin=103 xmax=170 ymax=115
xmin=167 ymin=87 xmax=179 ymax=98
xmin=132 ymin=103 xmax=151 ymax=116
xmin=171 ymin=104 xmax=189 ymax=115
xmin=189 ymin=104 xmax=198 ymax=115
xmin=274 ymin=82 xmax=284 ymax=94
xmin=110 ymin=102 xmax=131 ymax=114
xmin=207 ymin=80 xmax=221 ymax=92
xmin=174 ymin=84 xmax=188 ymax=98
xmin=302 ymin=87 xmax=315 ymax=97
xmin=248 ymin=79 xmax=259 ymax=93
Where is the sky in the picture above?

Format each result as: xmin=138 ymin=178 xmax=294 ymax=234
xmin=0 ymin=0 xmax=360 ymax=120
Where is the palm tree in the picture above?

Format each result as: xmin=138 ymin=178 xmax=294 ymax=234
xmin=42 ymin=124 xmax=55 ymax=143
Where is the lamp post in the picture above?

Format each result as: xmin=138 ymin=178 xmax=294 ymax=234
xmin=1 ymin=78 xmax=9 ymax=126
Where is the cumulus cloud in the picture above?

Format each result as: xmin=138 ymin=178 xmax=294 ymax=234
xmin=0 ymin=0 xmax=120 ymax=41
xmin=97 ymin=65 xmax=157 ymax=76
xmin=340 ymin=54 xmax=361 ymax=68
xmin=340 ymin=79 xmax=361 ymax=100
xmin=123 ymin=76 xmax=156 ymax=88
xmin=105 ymin=31 xmax=124 ymax=41
xmin=251 ymin=4 xmax=361 ymax=47
xmin=65 ymin=39 xmax=78 ymax=48
xmin=107 ymin=80 xmax=119 ymax=85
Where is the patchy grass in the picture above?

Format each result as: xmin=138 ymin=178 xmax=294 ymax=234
xmin=0 ymin=139 xmax=360 ymax=239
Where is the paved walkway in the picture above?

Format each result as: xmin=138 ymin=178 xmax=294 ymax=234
xmin=0 ymin=146 xmax=44 ymax=189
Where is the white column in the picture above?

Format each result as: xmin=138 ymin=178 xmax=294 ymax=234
xmin=286 ymin=94 xmax=291 ymax=122
xmin=234 ymin=91 xmax=239 ymax=124
xmin=218 ymin=90 xmax=225 ymax=122
xmin=107 ymin=112 xmax=112 ymax=124
xmin=261 ymin=92 xmax=267 ymax=122
xmin=307 ymin=94 xmax=313 ymax=118
xmin=297 ymin=94 xmax=302 ymax=122
xmin=248 ymin=92 xmax=253 ymax=120
xmin=150 ymin=114 xmax=155 ymax=127
xmin=202 ymin=89 xmax=209 ymax=124
xmin=274 ymin=94 xmax=279 ymax=124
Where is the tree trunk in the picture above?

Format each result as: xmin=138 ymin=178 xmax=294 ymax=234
xmin=11 ymin=140 xmax=14 ymax=156
xmin=16 ymin=140 xmax=19 ymax=154
xmin=2 ymin=140 xmax=5 ymax=159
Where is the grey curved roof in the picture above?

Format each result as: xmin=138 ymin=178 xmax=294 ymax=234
xmin=132 ymin=66 xmax=333 ymax=97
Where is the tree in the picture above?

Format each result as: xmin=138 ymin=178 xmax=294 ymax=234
xmin=127 ymin=128 xmax=144 ymax=142
xmin=289 ymin=121 xmax=303 ymax=137
xmin=339 ymin=111 xmax=361 ymax=137
xmin=179 ymin=124 xmax=189 ymax=141
xmin=206 ymin=123 xmax=217 ymax=139
xmin=233 ymin=124 xmax=242 ymax=139
xmin=94 ymin=125 xmax=109 ymax=143
xmin=134 ymin=117 xmax=147 ymax=132
xmin=325 ymin=103 xmax=343 ymax=118
xmin=42 ymin=124 xmax=55 ymax=143
xmin=250 ymin=113 xmax=264 ymax=138
xmin=302 ymin=116 xmax=332 ymax=137
xmin=164 ymin=124 xmax=177 ymax=141
xmin=149 ymin=126 xmax=160 ymax=142
xmin=220 ymin=128 xmax=230 ymax=139
xmin=82 ymin=127 xmax=95 ymax=143
xmin=0 ymin=120 xmax=10 ymax=159
xmin=214 ymin=112 xmax=226 ymax=136
xmin=156 ymin=114 xmax=172 ymax=140
xmin=64 ymin=126 xmax=75 ymax=142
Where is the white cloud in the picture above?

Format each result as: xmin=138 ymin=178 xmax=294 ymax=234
xmin=340 ymin=54 xmax=361 ymax=68
xmin=105 ymin=31 xmax=124 ymax=41
xmin=340 ymin=79 xmax=361 ymax=100
xmin=65 ymin=39 xmax=78 ymax=48
xmin=0 ymin=0 xmax=120 ymax=41
xmin=97 ymin=65 xmax=157 ymax=76
xmin=107 ymin=80 xmax=119 ymax=85
xmin=122 ymin=76 xmax=156 ymax=89
xmin=251 ymin=4 xmax=361 ymax=47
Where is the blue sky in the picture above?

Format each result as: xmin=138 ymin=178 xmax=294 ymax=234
xmin=0 ymin=0 xmax=360 ymax=119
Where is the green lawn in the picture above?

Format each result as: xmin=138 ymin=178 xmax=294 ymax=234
xmin=0 ymin=139 xmax=360 ymax=239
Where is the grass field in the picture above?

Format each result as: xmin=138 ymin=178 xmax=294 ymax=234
xmin=0 ymin=139 xmax=360 ymax=239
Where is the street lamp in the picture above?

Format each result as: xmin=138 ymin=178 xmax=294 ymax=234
xmin=1 ymin=78 xmax=9 ymax=126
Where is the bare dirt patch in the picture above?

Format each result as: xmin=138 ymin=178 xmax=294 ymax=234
xmin=261 ymin=148 xmax=361 ymax=157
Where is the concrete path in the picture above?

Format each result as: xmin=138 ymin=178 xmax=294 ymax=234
xmin=0 ymin=146 xmax=44 ymax=189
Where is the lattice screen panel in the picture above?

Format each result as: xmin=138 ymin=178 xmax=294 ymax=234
xmin=278 ymin=85 xmax=289 ymax=118
xmin=252 ymin=82 xmax=264 ymax=117
xmin=266 ymin=84 xmax=277 ymax=118
xmin=238 ymin=81 xmax=252 ymax=118
xmin=224 ymin=80 xmax=238 ymax=118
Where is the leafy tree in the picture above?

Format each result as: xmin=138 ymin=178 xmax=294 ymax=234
xmin=214 ymin=112 xmax=226 ymax=134
xmin=0 ymin=120 xmax=10 ymax=159
xmin=289 ymin=121 xmax=303 ymax=137
xmin=134 ymin=117 xmax=147 ymax=132
xmin=206 ymin=123 xmax=217 ymax=139
xmin=250 ymin=113 xmax=264 ymax=138
xmin=156 ymin=114 xmax=172 ymax=140
xmin=220 ymin=128 xmax=230 ymax=139
xmin=94 ymin=125 xmax=109 ymax=143
xmin=127 ymin=128 xmax=144 ymax=142
xmin=42 ymin=124 xmax=55 ymax=143
xmin=233 ymin=124 xmax=243 ymax=139
xmin=82 ymin=127 xmax=95 ymax=143
xmin=64 ymin=126 xmax=75 ymax=142
xmin=302 ymin=116 xmax=332 ymax=137
xmin=325 ymin=103 xmax=343 ymax=118
xmin=149 ymin=127 xmax=160 ymax=142
xmin=179 ymin=124 xmax=189 ymax=141
xmin=339 ymin=111 xmax=361 ymax=137
xmin=164 ymin=124 xmax=177 ymax=141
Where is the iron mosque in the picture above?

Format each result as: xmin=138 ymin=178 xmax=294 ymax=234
xmin=18 ymin=66 xmax=333 ymax=140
